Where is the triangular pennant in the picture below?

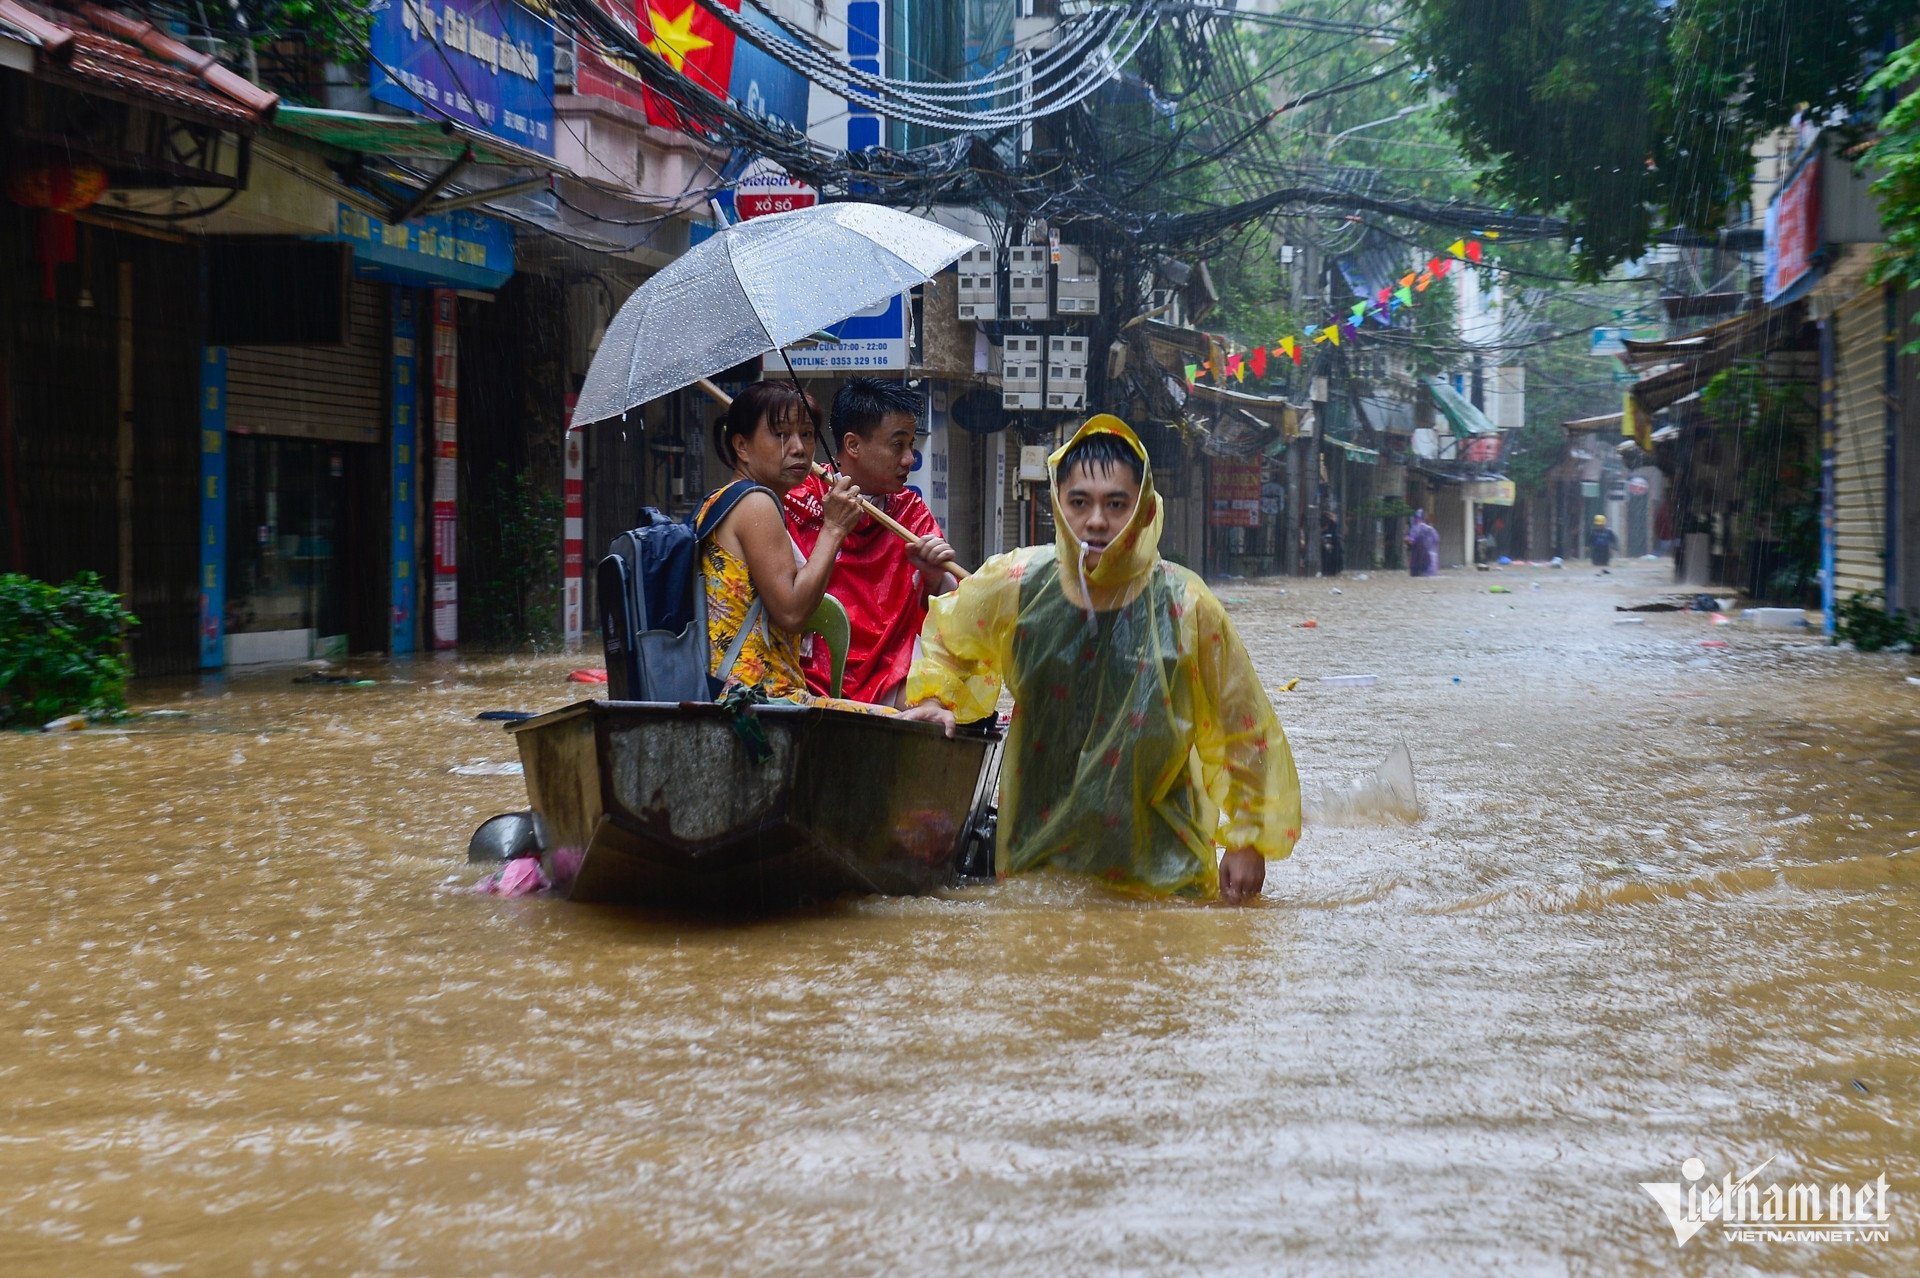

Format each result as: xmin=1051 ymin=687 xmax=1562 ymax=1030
xmin=1249 ymin=346 xmax=1268 ymax=379
xmin=1465 ymin=240 xmax=1484 ymax=264
xmin=1226 ymin=352 xmax=1243 ymax=378
xmin=1184 ymin=362 xmax=1199 ymax=383
xmin=1377 ymin=286 xmax=1392 ymax=304
xmin=1234 ymin=360 xmax=1248 ymax=382
xmin=1325 ymin=325 xmax=1342 ymax=346
xmin=1416 ymin=272 xmax=1434 ymax=292
xmin=1277 ymin=336 xmax=1298 ymax=363
xmin=1396 ymin=285 xmax=1414 ymax=305
xmin=1448 ymin=239 xmax=1467 ymax=259
xmin=1312 ymin=328 xmax=1331 ymax=345
xmin=1399 ymin=272 xmax=1417 ymax=290
xmin=1433 ymin=258 xmax=1453 ymax=278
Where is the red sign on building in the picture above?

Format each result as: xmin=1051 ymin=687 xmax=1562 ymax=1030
xmin=1210 ymin=457 xmax=1263 ymax=528
xmin=1765 ymin=150 xmax=1822 ymax=303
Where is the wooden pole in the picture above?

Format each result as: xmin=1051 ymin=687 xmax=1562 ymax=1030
xmin=694 ymin=377 xmax=969 ymax=579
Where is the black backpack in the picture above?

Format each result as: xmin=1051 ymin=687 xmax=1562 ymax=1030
xmin=597 ymin=479 xmax=771 ymax=701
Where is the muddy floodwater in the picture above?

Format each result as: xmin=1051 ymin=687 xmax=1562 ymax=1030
xmin=4 ymin=560 xmax=1917 ymax=1275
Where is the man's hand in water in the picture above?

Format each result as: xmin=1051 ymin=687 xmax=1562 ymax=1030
xmin=908 ymin=535 xmax=958 ymax=593
xmin=899 ymin=701 xmax=957 ymax=737
xmin=1219 ymin=849 xmax=1266 ymax=903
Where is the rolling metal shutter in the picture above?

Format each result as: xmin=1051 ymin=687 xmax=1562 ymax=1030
xmin=224 ymin=280 xmax=386 ymax=443
xmin=1831 ymin=289 xmax=1887 ymax=601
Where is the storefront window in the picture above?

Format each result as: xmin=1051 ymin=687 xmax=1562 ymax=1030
xmin=225 ymin=435 xmax=346 ymax=639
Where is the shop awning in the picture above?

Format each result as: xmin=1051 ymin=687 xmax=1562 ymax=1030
xmin=273 ymin=105 xmax=569 ymax=171
xmin=1563 ymin=411 xmax=1623 ymax=435
xmin=272 ymin=105 xmax=582 ymax=225
xmin=1425 ymin=377 xmax=1498 ymax=438
xmin=1185 ymin=379 xmax=1308 ymax=436
xmin=1326 ymin=437 xmax=1380 ymax=464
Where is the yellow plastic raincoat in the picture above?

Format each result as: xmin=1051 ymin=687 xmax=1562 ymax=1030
xmin=905 ymin=416 xmax=1301 ymax=897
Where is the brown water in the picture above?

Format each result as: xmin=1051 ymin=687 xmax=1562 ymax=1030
xmin=4 ymin=560 xmax=1917 ymax=1275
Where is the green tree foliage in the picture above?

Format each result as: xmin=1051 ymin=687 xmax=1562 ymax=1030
xmin=1865 ymin=36 xmax=1920 ymax=341
xmin=0 ymin=572 xmax=137 ymax=728
xmin=468 ymin=462 xmax=562 ymax=651
xmin=1404 ymin=0 xmax=1910 ymax=272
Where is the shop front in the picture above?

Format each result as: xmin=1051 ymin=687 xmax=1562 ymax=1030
xmin=197 ymin=205 xmax=513 ymax=667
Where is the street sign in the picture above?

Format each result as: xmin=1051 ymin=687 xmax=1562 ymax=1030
xmin=1590 ymin=327 xmax=1631 ymax=357
xmin=733 ymin=159 xmax=817 ymax=222
xmin=776 ymin=292 xmax=908 ymax=372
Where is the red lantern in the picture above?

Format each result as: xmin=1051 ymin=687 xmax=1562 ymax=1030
xmin=5 ymin=163 xmax=110 ymax=212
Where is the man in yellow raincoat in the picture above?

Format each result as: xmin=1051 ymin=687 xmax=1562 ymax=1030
xmin=901 ymin=415 xmax=1300 ymax=901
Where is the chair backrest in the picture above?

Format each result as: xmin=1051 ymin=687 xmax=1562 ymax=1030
xmin=801 ymin=592 xmax=850 ymax=699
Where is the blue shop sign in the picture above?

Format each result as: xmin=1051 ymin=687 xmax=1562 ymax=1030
xmin=371 ymin=0 xmax=554 ymax=156
xmin=731 ymin=5 xmax=809 ymax=132
xmin=326 ymin=203 xmax=515 ymax=291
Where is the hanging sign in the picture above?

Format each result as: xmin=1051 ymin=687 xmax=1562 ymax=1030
xmin=370 ymin=0 xmax=554 ymax=155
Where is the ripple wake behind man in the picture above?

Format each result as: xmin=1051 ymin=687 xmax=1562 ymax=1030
xmin=783 ymin=379 xmax=958 ymax=706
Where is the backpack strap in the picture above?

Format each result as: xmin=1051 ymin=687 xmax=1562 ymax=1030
xmin=715 ymin=598 xmax=764 ymax=685
xmin=693 ymin=478 xmax=775 ymax=541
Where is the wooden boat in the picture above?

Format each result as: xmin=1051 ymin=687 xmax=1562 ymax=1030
xmin=506 ymin=699 xmax=997 ymax=911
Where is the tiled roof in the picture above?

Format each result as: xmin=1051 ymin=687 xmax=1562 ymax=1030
xmin=0 ymin=1 xmax=276 ymax=127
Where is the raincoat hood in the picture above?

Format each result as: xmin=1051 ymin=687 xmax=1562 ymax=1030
xmin=1048 ymin=414 xmax=1164 ymax=602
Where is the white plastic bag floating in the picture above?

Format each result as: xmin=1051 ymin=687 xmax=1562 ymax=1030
xmin=1308 ymin=743 xmax=1419 ymax=825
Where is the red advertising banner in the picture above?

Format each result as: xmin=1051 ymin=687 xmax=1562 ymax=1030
xmin=431 ymin=289 xmax=459 ymax=649
xmin=1460 ymin=434 xmax=1503 ymax=464
xmin=1765 ymin=150 xmax=1822 ymax=303
xmin=563 ymin=405 xmax=585 ymax=650
xmin=1210 ymin=457 xmax=1263 ymax=528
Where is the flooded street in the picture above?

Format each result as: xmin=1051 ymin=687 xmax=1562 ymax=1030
xmin=4 ymin=560 xmax=1917 ymax=1275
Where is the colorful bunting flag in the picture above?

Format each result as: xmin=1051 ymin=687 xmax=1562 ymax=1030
xmin=1324 ymin=325 xmax=1342 ymax=346
xmin=1465 ymin=240 xmax=1484 ymax=264
xmin=1448 ymin=239 xmax=1467 ymax=259
xmin=1396 ymin=285 xmax=1414 ymax=305
xmin=1248 ymin=346 xmax=1267 ymax=379
xmin=1184 ymin=362 xmax=1199 ymax=383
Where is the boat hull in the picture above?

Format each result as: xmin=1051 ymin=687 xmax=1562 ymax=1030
xmin=509 ymin=700 xmax=993 ymax=910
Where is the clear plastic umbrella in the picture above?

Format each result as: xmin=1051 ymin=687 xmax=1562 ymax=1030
xmin=569 ymin=202 xmax=980 ymax=428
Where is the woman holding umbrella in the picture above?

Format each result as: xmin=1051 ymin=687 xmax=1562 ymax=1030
xmin=697 ymin=381 xmax=873 ymax=705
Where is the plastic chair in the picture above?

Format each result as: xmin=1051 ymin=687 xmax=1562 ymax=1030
xmin=802 ymin=593 xmax=850 ymax=698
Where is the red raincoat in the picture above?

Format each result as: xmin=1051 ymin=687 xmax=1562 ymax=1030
xmin=784 ymin=474 xmax=944 ymax=703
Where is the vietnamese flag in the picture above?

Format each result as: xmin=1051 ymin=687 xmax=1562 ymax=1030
xmin=574 ymin=1 xmax=742 ymax=131
xmin=641 ymin=0 xmax=740 ymax=129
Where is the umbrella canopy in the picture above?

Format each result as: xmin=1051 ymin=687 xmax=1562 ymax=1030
xmin=571 ymin=203 xmax=980 ymax=428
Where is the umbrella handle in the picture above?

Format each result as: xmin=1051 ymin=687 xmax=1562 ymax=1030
xmin=694 ymin=378 xmax=971 ymax=581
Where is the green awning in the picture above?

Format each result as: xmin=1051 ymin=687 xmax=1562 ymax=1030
xmin=1425 ymin=377 xmax=1499 ymax=438
xmin=273 ymin=105 xmax=568 ymax=173
xmin=1326 ymin=437 xmax=1380 ymax=464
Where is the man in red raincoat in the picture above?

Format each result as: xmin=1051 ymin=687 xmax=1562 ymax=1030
xmin=784 ymin=379 xmax=957 ymax=705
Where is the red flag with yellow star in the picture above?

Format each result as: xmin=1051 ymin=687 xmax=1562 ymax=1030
xmin=574 ymin=0 xmax=741 ymax=131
